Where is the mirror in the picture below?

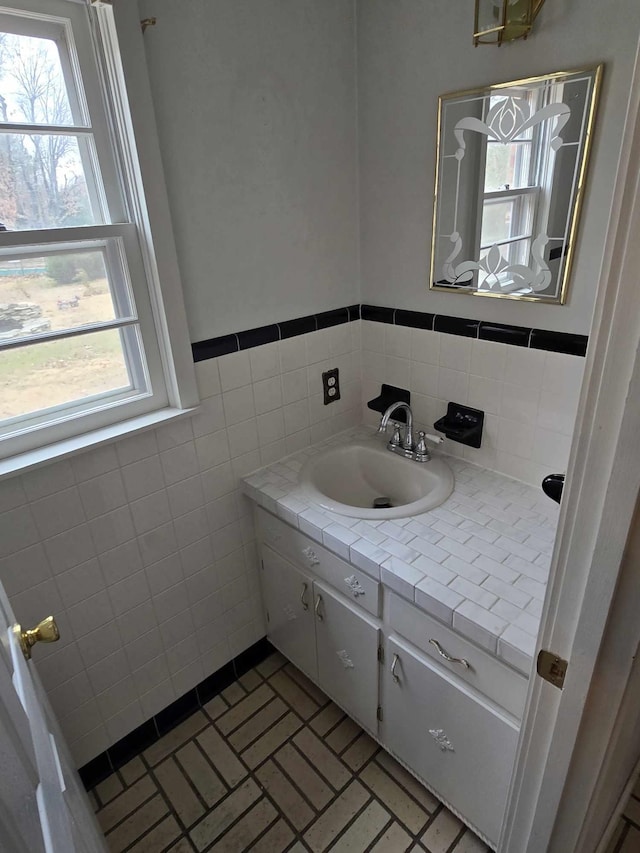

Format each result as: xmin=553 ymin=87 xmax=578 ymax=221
xmin=430 ymin=66 xmax=602 ymax=303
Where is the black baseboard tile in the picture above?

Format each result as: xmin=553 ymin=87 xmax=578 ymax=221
xmin=196 ymin=661 xmax=236 ymax=705
xmin=237 ymin=324 xmax=279 ymax=350
xmin=479 ymin=322 xmax=530 ymax=347
xmin=434 ymin=314 xmax=480 ymax=338
xmin=232 ymin=637 xmax=273 ymax=679
xmin=155 ymin=688 xmax=200 ymax=736
xmin=395 ymin=309 xmax=434 ymax=330
xmin=316 ymin=307 xmax=349 ymax=329
xmin=530 ymin=329 xmax=588 ymax=356
xmin=108 ymin=720 xmax=158 ymax=772
xmin=278 ymin=315 xmax=317 ymax=339
xmin=78 ymin=750 xmax=113 ymax=791
xmin=190 ymin=304 xmax=588 ymax=362
xmin=192 ymin=334 xmax=238 ymax=362
xmin=361 ymin=304 xmax=395 ymax=324
xmin=78 ymin=637 xmax=274 ymax=790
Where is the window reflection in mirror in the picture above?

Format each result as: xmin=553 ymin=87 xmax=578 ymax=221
xmin=430 ymin=67 xmax=602 ymax=304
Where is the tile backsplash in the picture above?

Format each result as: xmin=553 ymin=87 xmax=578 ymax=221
xmin=360 ymin=320 xmax=584 ymax=486
xmin=0 ymin=323 xmax=361 ymax=766
xmin=0 ymin=314 xmax=583 ymax=767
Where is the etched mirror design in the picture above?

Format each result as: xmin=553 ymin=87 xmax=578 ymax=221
xmin=430 ymin=66 xmax=602 ymax=303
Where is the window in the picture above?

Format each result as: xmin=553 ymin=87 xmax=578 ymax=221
xmin=0 ymin=0 xmax=192 ymax=464
xmin=474 ymin=86 xmax=561 ymax=293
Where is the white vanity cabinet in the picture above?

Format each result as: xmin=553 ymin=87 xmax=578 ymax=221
xmin=382 ymin=635 xmax=519 ymax=845
xmin=260 ymin=543 xmax=380 ymax=734
xmin=254 ymin=506 xmax=525 ymax=849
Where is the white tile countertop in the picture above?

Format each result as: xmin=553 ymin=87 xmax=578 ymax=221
xmin=242 ymin=427 xmax=560 ymax=675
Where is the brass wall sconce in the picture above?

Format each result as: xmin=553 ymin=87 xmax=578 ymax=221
xmin=474 ymin=0 xmax=546 ymax=45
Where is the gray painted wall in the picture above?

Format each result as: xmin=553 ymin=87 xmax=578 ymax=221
xmin=141 ymin=0 xmax=640 ymax=342
xmin=139 ymin=0 xmax=359 ymax=343
xmin=357 ymin=0 xmax=640 ymax=335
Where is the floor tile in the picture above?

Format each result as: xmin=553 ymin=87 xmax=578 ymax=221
xmin=196 ymin=725 xmax=248 ymax=788
xmin=98 ymin=775 xmax=157 ymax=833
xmin=330 ymin=798 xmax=390 ymax=851
xmin=293 ymin=727 xmax=351 ymax=790
xmin=189 ymin=778 xmax=260 ymax=851
xmin=361 ymin=761 xmax=430 ymax=835
xmin=256 ymin=759 xmax=315 ymax=830
xmin=303 ymin=780 xmax=369 ymax=852
xmin=422 ymin=807 xmax=465 ymax=852
xmin=274 ymin=742 xmax=334 ymax=810
xmin=91 ymin=658 xmax=491 ymax=853
xmin=143 ymin=711 xmax=209 ymax=767
xmin=105 ymin=794 xmax=168 ymax=851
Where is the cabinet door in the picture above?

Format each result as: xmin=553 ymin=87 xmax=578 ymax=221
xmin=313 ymin=581 xmax=380 ymax=734
xmin=382 ymin=637 xmax=519 ymax=847
xmin=261 ymin=545 xmax=317 ymax=680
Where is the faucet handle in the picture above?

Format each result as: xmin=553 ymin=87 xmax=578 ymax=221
xmin=389 ymin=424 xmax=402 ymax=447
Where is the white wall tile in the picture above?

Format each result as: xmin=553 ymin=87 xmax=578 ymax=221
xmin=279 ymin=336 xmax=306 ymax=373
xmin=31 ymin=488 xmax=86 ymax=540
xmin=138 ymin=521 xmax=178 ymax=567
xmin=121 ymin=456 xmax=165 ymax=503
xmin=253 ymin=376 xmax=283 ymax=415
xmin=98 ymin=540 xmax=143 ymax=586
xmin=249 ymin=342 xmax=280 ymax=382
xmin=194 ymin=358 xmax=221 ymax=399
xmin=160 ymin=441 xmax=199 ymax=485
xmin=22 ymin=460 xmax=75 ymax=501
xmin=228 ymin=418 xmax=259 ymax=458
xmin=166 ymin=475 xmax=204 ymax=518
xmin=54 ymin=559 xmax=106 ymax=608
xmin=222 ymin=385 xmax=255 ymax=425
xmin=78 ymin=470 xmax=127 ymax=520
xmin=439 ymin=334 xmax=471 ymax=373
xmin=71 ymin=445 xmax=119 ymax=483
xmin=504 ymin=346 xmax=546 ymax=388
xmin=131 ymin=490 xmax=172 ymax=536
xmin=195 ymin=430 xmax=231 ymax=471
xmin=0 ymin=544 xmax=51 ymax=597
xmin=190 ymin=394 xmax=226 ymax=439
xmin=155 ymin=417 xmax=194 ymax=452
xmin=470 ymin=339 xmax=506 ymax=381
xmin=410 ymin=328 xmax=440 ymax=365
xmin=218 ymin=350 xmax=251 ymax=391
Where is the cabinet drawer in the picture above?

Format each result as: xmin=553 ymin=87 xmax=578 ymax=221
xmin=387 ymin=592 xmax=527 ymax=719
xmin=256 ymin=507 xmax=381 ymax=617
xmin=382 ymin=636 xmax=519 ymax=847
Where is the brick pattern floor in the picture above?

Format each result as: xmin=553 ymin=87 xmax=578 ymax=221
xmin=604 ymin=772 xmax=640 ymax=853
xmin=89 ymin=651 xmax=490 ymax=852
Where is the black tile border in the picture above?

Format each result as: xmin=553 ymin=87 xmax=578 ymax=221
xmin=78 ymin=637 xmax=273 ymax=791
xmin=190 ymin=303 xmax=588 ymax=363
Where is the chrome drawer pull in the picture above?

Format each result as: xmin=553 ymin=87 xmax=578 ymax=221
xmin=391 ymin=653 xmax=400 ymax=683
xmin=429 ymin=638 xmax=470 ymax=669
xmin=300 ymin=582 xmax=309 ymax=611
xmin=315 ymin=594 xmax=324 ymax=621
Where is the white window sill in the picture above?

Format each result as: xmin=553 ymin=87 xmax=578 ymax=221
xmin=0 ymin=407 xmax=198 ymax=480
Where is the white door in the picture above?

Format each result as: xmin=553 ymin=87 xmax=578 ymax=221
xmin=260 ymin=545 xmax=318 ymax=679
xmin=313 ymin=580 xmax=380 ymax=734
xmin=503 ymin=34 xmax=640 ymax=853
xmin=0 ymin=581 xmax=107 ymax=853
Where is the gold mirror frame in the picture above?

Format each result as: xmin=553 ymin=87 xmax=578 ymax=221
xmin=430 ymin=66 xmax=603 ymax=304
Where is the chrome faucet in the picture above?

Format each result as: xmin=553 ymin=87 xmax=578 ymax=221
xmin=378 ymin=401 xmax=444 ymax=463
xmin=378 ymin=402 xmax=414 ymax=455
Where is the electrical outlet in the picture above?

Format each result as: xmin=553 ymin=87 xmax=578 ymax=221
xmin=322 ymin=368 xmax=341 ymax=405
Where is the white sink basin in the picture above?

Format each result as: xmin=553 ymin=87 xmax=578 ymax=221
xmin=299 ymin=437 xmax=454 ymax=520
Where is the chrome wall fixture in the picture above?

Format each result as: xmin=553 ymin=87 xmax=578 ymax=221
xmin=474 ymin=0 xmax=546 ymax=46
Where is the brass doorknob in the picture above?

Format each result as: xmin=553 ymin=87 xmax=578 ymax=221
xmin=15 ymin=616 xmax=60 ymax=660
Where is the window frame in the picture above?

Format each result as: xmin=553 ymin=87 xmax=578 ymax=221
xmin=0 ymin=0 xmax=198 ymax=473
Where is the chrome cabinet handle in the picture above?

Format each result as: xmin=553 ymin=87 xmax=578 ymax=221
xmin=429 ymin=638 xmax=470 ymax=669
xmin=300 ymin=582 xmax=309 ymax=611
xmin=391 ymin=652 xmax=400 ymax=682
xmin=315 ymin=594 xmax=324 ymax=621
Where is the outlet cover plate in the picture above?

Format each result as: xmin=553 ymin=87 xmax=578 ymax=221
xmin=322 ymin=368 xmax=341 ymax=405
